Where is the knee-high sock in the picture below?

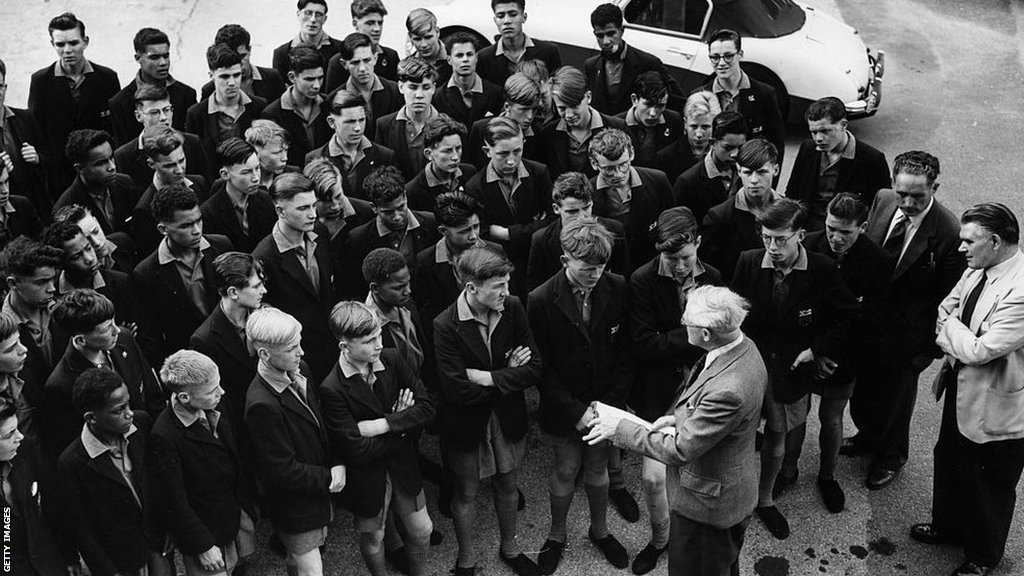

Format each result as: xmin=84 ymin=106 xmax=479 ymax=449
xmin=451 ymin=495 xmax=477 ymax=567
xmin=494 ymin=487 xmax=520 ymax=556
xmin=759 ymin=430 xmax=786 ymax=507
xmin=585 ymin=483 xmax=610 ymax=539
xmin=548 ymin=490 xmax=574 ymax=542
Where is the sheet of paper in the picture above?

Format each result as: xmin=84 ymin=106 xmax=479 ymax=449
xmin=592 ymin=401 xmax=677 ymax=436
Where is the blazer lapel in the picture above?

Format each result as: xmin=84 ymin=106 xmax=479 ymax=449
xmin=553 ymin=275 xmax=589 ymax=340
xmin=894 ymin=209 xmax=938 ymax=279
xmin=341 ymin=367 xmax=387 ymax=416
xmin=85 ymin=454 xmax=142 ymax=508
xmin=455 ymin=316 xmax=494 ymax=368
xmin=678 ymin=340 xmax=746 ymax=405
xmin=157 ymin=261 xmax=192 ymax=313
xmin=483 ymin=181 xmax=515 ymax=223
xmin=210 ymin=308 xmax=252 ymax=367
xmin=279 ymin=384 xmax=321 ymax=428
xmin=279 ymin=248 xmax=320 ymax=299
xmin=868 ymin=195 xmax=898 ymax=245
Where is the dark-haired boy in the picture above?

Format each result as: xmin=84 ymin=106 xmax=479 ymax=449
xmin=0 ymin=237 xmax=62 ymax=387
xmin=476 ymin=0 xmax=562 ymax=86
xmin=376 ymin=57 xmax=441 ymax=180
xmin=43 ymin=289 xmax=161 ymax=460
xmin=618 ymin=71 xmax=683 ymax=170
xmin=363 ymin=248 xmax=429 ymax=375
xmin=200 ymin=137 xmax=277 ymax=252
xmin=406 ymin=115 xmax=477 ymax=212
xmin=271 ymin=0 xmax=345 ymax=84
xmin=673 ymin=110 xmax=747 ymax=225
xmin=53 ymin=204 xmax=139 ymax=274
xmin=202 ymin=25 xmax=287 ymax=101
xmin=0 ymin=57 xmax=51 ymax=218
xmin=324 ymin=0 xmax=400 ymax=89
xmin=330 ymin=33 xmax=403 ymax=140
xmin=433 ymin=34 xmax=503 ymax=132
xmin=465 ymin=73 xmax=543 ymax=170
xmin=108 ymin=28 xmax=197 ymax=145
xmin=261 ymin=46 xmax=331 ymax=167
xmin=186 ymin=44 xmax=267 ymax=176
xmin=528 ymin=217 xmax=632 ymax=572
xmin=53 ymin=129 xmax=135 ymax=235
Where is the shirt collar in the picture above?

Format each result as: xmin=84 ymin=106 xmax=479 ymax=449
xmin=485 ymin=161 xmax=529 ymax=184
xmin=157 ymin=236 xmax=212 ymax=265
xmin=272 ymin=220 xmax=318 ymax=253
xmin=705 ymin=334 xmax=745 ymax=367
xmin=657 ymin=254 xmax=706 ymax=282
xmin=257 ymin=359 xmax=300 ymax=394
xmin=625 ymin=106 xmax=666 ymax=127
xmin=328 ymin=135 xmax=373 ymax=158
xmin=291 ymin=31 xmax=331 ymax=50
xmin=250 ymin=65 xmax=264 ymax=81
xmin=734 ymin=188 xmax=781 ymax=212
xmin=424 ymin=163 xmax=462 ymax=188
xmin=81 ymin=423 xmax=137 ymax=460
xmin=171 ymin=395 xmax=221 ymax=430
xmin=456 ymin=290 xmax=499 ymax=325
xmin=338 ymin=348 xmax=385 ymax=380
xmin=346 ymin=74 xmax=384 ymax=94
xmin=495 ymin=34 xmax=536 ymax=56
xmin=397 ymin=105 xmax=438 ymax=123
xmin=760 ymin=244 xmax=809 ymax=271
xmin=434 ymin=237 xmax=483 ymax=264
xmin=896 ymin=197 xmax=934 ymax=230
xmin=280 ymin=87 xmax=322 ymax=112
xmin=556 ymin=106 xmax=604 ymax=134
xmin=596 ymin=167 xmax=643 ymax=191
xmin=985 ymin=250 xmax=1024 ymax=283
xmin=208 ymin=89 xmax=253 ymax=114
xmin=54 ymin=59 xmax=95 ymax=77
xmin=447 ymin=73 xmax=483 ymax=94
xmin=704 ymin=151 xmax=730 ymax=179
xmin=59 ymin=269 xmax=106 ymax=293
xmin=711 ymin=71 xmax=751 ymax=95
xmin=1 ymin=292 xmax=50 ymax=326
xmin=839 ymin=131 xmax=857 ymax=160
xmin=375 ymin=210 xmax=421 ymax=237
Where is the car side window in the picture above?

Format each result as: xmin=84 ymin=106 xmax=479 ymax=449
xmin=624 ymin=0 xmax=710 ymax=37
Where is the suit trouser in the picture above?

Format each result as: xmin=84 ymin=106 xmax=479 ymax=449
xmin=933 ymin=377 xmax=1024 ymax=567
xmin=851 ymin=360 xmax=920 ymax=470
xmin=668 ymin=513 xmax=749 ymax=576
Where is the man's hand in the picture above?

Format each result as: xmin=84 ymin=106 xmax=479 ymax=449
xmin=198 ymin=546 xmax=225 ymax=572
xmin=329 ymin=465 xmax=347 ymax=492
xmin=357 ymin=418 xmax=390 ymax=437
xmin=488 ymin=224 xmax=510 ymax=241
xmin=582 ymin=411 xmax=623 ymax=445
xmin=507 ymin=345 xmax=531 ymax=368
xmin=0 ymin=151 xmax=12 ymax=175
xmin=20 ymin=143 xmax=39 ymax=164
xmin=791 ymin=348 xmax=815 ymax=371
xmin=393 ymin=388 xmax=415 ymax=412
xmin=815 ymin=356 xmax=839 ymax=380
xmin=66 ymin=564 xmax=82 ymax=576
xmin=575 ymin=405 xmax=597 ymax=431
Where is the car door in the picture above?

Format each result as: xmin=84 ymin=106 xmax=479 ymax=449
xmin=621 ymin=0 xmax=713 ymax=93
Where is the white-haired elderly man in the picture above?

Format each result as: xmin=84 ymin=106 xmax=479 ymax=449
xmin=585 ymin=285 xmax=766 ymax=576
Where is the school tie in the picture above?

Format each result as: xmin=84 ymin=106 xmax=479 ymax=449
xmin=685 ymin=354 xmax=708 ymax=390
xmin=883 ymin=215 xmax=909 ymax=257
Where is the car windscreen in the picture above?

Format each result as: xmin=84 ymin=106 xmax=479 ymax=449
xmin=707 ymin=0 xmax=806 ymax=38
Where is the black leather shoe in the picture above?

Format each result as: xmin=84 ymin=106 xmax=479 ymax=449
xmin=951 ymin=561 xmax=993 ymax=575
xmin=838 ymin=436 xmax=869 ymax=457
xmin=518 ymin=488 xmax=526 ymax=511
xmin=866 ymin=467 xmax=900 ymax=490
xmin=817 ymin=478 xmax=845 ymax=513
xmin=756 ymin=505 xmax=791 ymax=539
xmin=430 ymin=528 xmax=444 ymax=545
xmin=772 ymin=471 xmax=798 ymax=500
xmin=910 ymin=523 xmax=956 ymax=545
xmin=589 ymin=532 xmax=629 ymax=569
xmin=537 ymin=539 xmax=565 ymax=575
xmin=501 ymin=552 xmax=541 ymax=576
xmin=452 ymin=565 xmax=476 ymax=576
xmin=631 ymin=542 xmax=666 ymax=575
xmin=386 ymin=546 xmax=409 ymax=574
xmin=609 ymin=487 xmax=641 ymax=523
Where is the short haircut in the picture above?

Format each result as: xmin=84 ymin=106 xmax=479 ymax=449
xmin=65 ymin=129 xmax=113 ymax=164
xmin=552 ymin=172 xmax=593 ymax=204
xmin=397 ymin=56 xmax=438 ymax=84
xmin=52 ymin=289 xmax=116 ymax=335
xmin=212 ymin=251 xmax=265 ymax=295
xmin=161 ymin=350 xmax=219 ymax=394
xmin=492 ymin=0 xmax=526 ymax=10
xmin=151 ymin=184 xmax=199 ymax=222
xmin=0 ymin=237 xmax=63 ymax=278
xmin=736 ymin=138 xmax=778 ymax=170
xmin=483 ymin=116 xmax=523 ymax=148
xmin=0 ymin=58 xmax=6 ymax=78
xmin=340 ymin=32 xmax=373 ymax=61
xmin=590 ymin=3 xmax=623 ymax=29
xmin=269 ymin=173 xmax=315 ymax=203
xmin=304 ymin=157 xmax=345 ymax=202
xmin=893 ymin=150 xmax=940 ymax=184
xmin=962 ymin=203 xmax=1020 ymax=245
xmin=134 ymin=85 xmax=170 ymax=107
xmin=405 ymin=8 xmax=437 ymax=36
xmin=48 ymin=12 xmax=86 ymax=37
xmin=424 ymin=114 xmax=466 ymax=149
xmin=711 ymin=111 xmax=747 ymax=140
xmin=549 ymin=66 xmax=588 ymax=108
xmin=41 ymin=219 xmax=87 ymax=251
xmin=216 ymin=137 xmax=257 ymax=169
xmin=631 ymin=71 xmax=668 ymax=103
xmin=707 ymin=28 xmax=742 ymax=51
xmin=445 ymin=31 xmax=479 ymax=53
xmin=682 ymin=285 xmax=750 ymax=331
xmin=364 ymin=165 xmax=406 ymax=206
xmin=0 ymin=397 xmax=16 ymax=427
xmin=245 ymin=119 xmax=290 ymax=149
xmin=503 ymin=73 xmax=541 ymax=107
xmin=288 ymin=45 xmax=325 ymax=75
xmin=141 ymin=125 xmax=185 ymax=160
xmin=133 ymin=27 xmax=169 ymax=53
xmin=589 ymin=128 xmax=633 ymax=162
xmin=214 ymin=24 xmax=252 ymax=50
xmin=561 ymin=217 xmax=613 ymax=265
xmin=806 ymin=96 xmax=847 ymax=124
xmin=455 ymin=246 xmax=514 ymax=285
xmin=351 ymin=0 xmax=387 ymax=19
xmin=826 ymin=193 xmax=869 ymax=225
xmin=329 ymin=300 xmax=380 ymax=341
xmin=515 ymin=59 xmax=549 ymax=85
xmin=207 ymin=43 xmax=243 ymax=71
xmin=653 ymin=207 xmax=699 ymax=253
xmin=246 ymin=306 xmax=302 ymax=347
xmin=434 ymin=191 xmax=481 ymax=228
xmin=297 ymin=0 xmax=329 ymax=11
xmin=683 ymin=90 xmax=721 ymax=121
xmin=72 ymin=368 xmax=124 ymax=415
xmin=757 ymin=198 xmax=807 ymax=232
xmin=53 ymin=204 xmax=92 ymax=226
xmin=0 ymin=314 xmax=20 ymax=344
xmin=362 ymin=247 xmax=408 ymax=284
xmin=329 ymin=89 xmax=366 ymax=115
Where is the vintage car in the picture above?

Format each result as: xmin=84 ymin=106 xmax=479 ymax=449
xmin=433 ymin=0 xmax=884 ymax=122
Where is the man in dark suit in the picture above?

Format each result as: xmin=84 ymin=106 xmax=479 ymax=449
xmin=585 ymin=4 xmax=683 ymax=116
xmin=464 ymin=73 xmax=543 ymax=170
xmin=53 ymin=130 xmax=135 ymax=236
xmin=785 ymin=97 xmax=891 ymax=231
xmin=465 ymin=116 xmax=553 ymax=298
xmin=405 ymin=115 xmax=476 ymax=212
xmin=0 ymin=238 xmax=62 ymax=393
xmin=323 ymin=0 xmax=400 ymax=90
xmin=131 ymin=185 xmax=232 ymax=366
xmin=619 ymin=72 xmax=684 ymax=171
xmin=108 ymin=28 xmax=196 ymax=145
xmin=151 ymin=350 xmax=254 ymax=576
xmin=848 ymin=151 xmax=965 ymax=490
xmin=0 ymin=164 xmax=43 ymax=241
xmin=199 ymin=138 xmax=276 ymax=253
xmin=588 ymin=129 xmax=672 ymax=270
xmin=271 ymin=0 xmax=345 ymax=84
xmin=342 ymin=166 xmax=438 ymax=298
xmin=261 ymin=47 xmax=331 ymax=168
xmin=0 ymin=59 xmax=52 ymax=217
xmin=202 ymin=24 xmax=288 ymax=102
xmin=433 ymin=34 xmax=503 ymax=133
xmin=244 ymin=307 xmax=346 ymax=576
xmin=528 ymin=218 xmax=633 ymax=573
xmin=730 ymin=199 xmax=858 ymax=540
xmin=29 ymin=13 xmax=121 ymax=192
xmin=433 ymin=246 xmax=542 ymax=576
xmin=528 ymin=171 xmax=629 ymax=290
xmin=42 ymin=289 xmax=161 ymax=460
xmin=186 ymin=44 xmax=267 ymax=179
xmin=673 ymin=111 xmax=747 ymax=225
xmin=253 ymin=172 xmax=336 ymax=381
xmin=701 ymin=29 xmax=785 ymax=170
xmin=306 ymin=88 xmax=396 ymax=202
xmin=476 ymin=0 xmax=562 ymax=87
xmin=587 ymin=285 xmax=767 ymax=576
xmin=375 ymin=57 xmax=441 ymax=180
xmin=540 ymin=66 xmax=629 ymax=179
